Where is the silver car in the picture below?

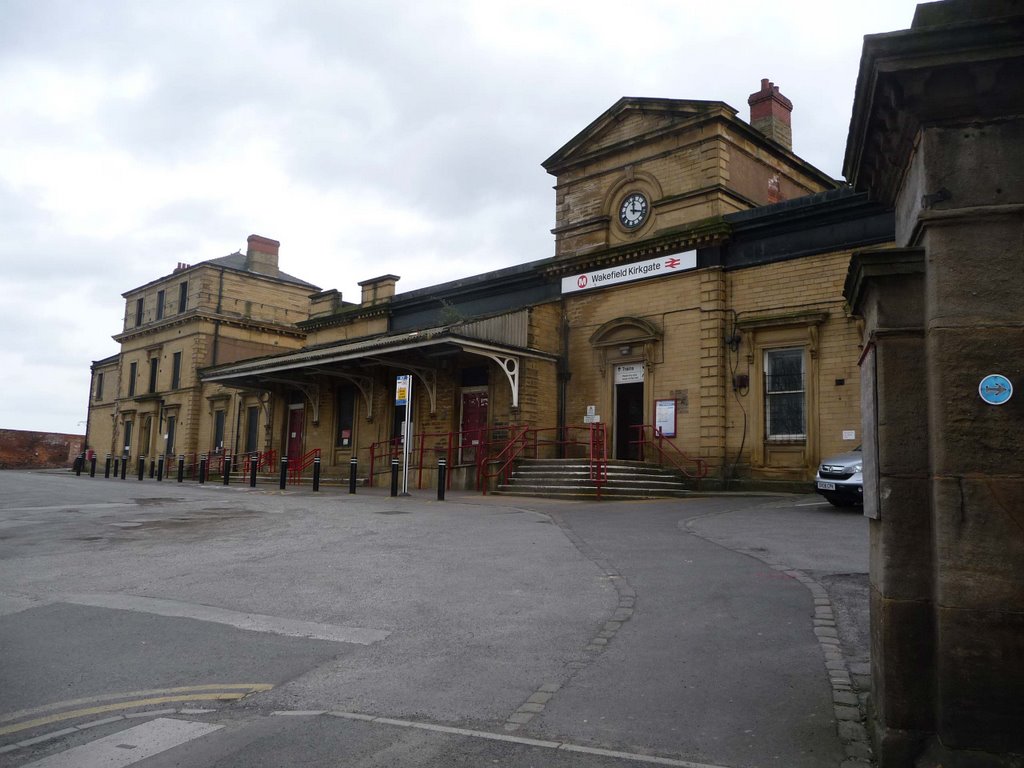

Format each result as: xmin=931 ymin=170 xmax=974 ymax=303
xmin=814 ymin=447 xmax=863 ymax=507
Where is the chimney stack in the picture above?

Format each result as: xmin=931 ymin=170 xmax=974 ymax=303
xmin=748 ymin=78 xmax=793 ymax=151
xmin=245 ymin=234 xmax=280 ymax=275
xmin=358 ymin=274 xmax=400 ymax=306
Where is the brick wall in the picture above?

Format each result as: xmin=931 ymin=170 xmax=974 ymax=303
xmin=0 ymin=429 xmax=84 ymax=469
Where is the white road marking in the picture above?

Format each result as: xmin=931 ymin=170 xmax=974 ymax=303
xmin=319 ymin=711 xmax=738 ymax=768
xmin=61 ymin=593 xmax=390 ymax=644
xmin=21 ymin=718 xmax=222 ymax=768
xmin=795 ymin=501 xmax=826 ymax=507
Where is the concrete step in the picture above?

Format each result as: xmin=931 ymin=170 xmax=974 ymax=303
xmin=494 ymin=457 xmax=694 ymax=499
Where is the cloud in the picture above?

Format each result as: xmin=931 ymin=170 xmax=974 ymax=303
xmin=0 ymin=0 xmax=920 ymax=432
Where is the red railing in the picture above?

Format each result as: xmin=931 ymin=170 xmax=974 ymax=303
xmin=477 ymin=424 xmax=607 ymax=496
xmin=589 ymin=423 xmax=607 ymax=497
xmin=288 ymin=448 xmax=321 ymax=485
xmin=629 ymin=425 xmax=708 ymax=481
xmin=477 ymin=425 xmax=531 ymax=494
xmin=241 ymin=450 xmax=278 ymax=483
xmin=367 ymin=429 xmax=485 ymax=490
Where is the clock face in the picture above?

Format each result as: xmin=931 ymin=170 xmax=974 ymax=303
xmin=619 ymin=192 xmax=648 ymax=229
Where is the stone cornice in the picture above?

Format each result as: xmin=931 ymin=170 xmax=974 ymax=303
xmin=844 ymin=10 xmax=1024 ymax=204
xmin=113 ymin=310 xmax=307 ymax=344
xmin=542 ymin=218 xmax=730 ymax=278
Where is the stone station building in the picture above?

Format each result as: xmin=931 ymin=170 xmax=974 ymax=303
xmin=87 ymin=80 xmax=893 ymax=491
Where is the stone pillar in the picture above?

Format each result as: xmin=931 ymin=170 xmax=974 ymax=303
xmin=847 ymin=250 xmax=933 ymax=764
xmin=698 ymin=268 xmax=727 ymax=480
xmin=916 ymin=121 xmax=1024 ymax=759
xmin=845 ymin=3 xmax=1024 ymax=765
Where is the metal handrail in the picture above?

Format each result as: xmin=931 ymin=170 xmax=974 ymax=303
xmin=288 ymin=447 xmax=321 ymax=485
xmin=629 ymin=424 xmax=708 ymax=480
xmin=477 ymin=424 xmax=531 ymax=494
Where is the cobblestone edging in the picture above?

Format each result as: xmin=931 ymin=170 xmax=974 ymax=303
xmin=683 ymin=514 xmax=875 ymax=768
xmin=501 ymin=510 xmax=637 ymax=733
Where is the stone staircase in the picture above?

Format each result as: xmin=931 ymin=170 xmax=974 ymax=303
xmin=493 ymin=458 xmax=696 ymax=500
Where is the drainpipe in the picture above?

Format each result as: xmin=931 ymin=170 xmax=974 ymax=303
xmin=557 ymin=312 xmax=571 ymax=459
xmin=211 ymin=268 xmax=225 ymax=366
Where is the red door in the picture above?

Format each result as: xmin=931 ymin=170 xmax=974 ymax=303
xmin=287 ymin=408 xmax=304 ymax=462
xmin=459 ymin=390 xmax=488 ymax=465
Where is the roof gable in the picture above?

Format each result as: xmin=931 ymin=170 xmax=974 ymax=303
xmin=542 ymin=97 xmax=736 ymax=174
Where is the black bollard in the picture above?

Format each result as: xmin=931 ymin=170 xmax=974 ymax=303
xmin=199 ymin=454 xmax=207 ymax=484
xmin=348 ymin=457 xmax=358 ymax=494
xmin=249 ymin=454 xmax=257 ymax=488
xmin=157 ymin=456 xmax=164 ymax=482
xmin=149 ymin=458 xmax=155 ymax=478
xmin=105 ymin=454 xmax=111 ymax=479
xmin=89 ymin=455 xmax=97 ymax=478
xmin=437 ymin=458 xmax=447 ymax=501
xmin=279 ymin=456 xmax=288 ymax=490
xmin=223 ymin=453 xmax=231 ymax=486
xmin=75 ymin=454 xmax=84 ymax=476
xmin=120 ymin=455 xmax=128 ymax=480
xmin=390 ymin=458 xmax=399 ymax=497
xmin=312 ymin=456 xmax=321 ymax=492
xmin=113 ymin=456 xmax=120 ymax=477
xmin=137 ymin=457 xmax=145 ymax=481
xmin=177 ymin=455 xmax=185 ymax=483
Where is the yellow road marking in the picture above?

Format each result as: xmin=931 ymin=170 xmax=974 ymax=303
xmin=0 ymin=684 xmax=273 ymax=725
xmin=0 ymin=688 xmax=273 ymax=737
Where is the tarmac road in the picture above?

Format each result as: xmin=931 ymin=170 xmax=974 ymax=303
xmin=0 ymin=470 xmax=870 ymax=767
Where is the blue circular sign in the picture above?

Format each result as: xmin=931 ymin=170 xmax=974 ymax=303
xmin=979 ymin=374 xmax=1013 ymax=406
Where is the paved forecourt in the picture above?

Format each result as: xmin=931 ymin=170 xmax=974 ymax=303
xmin=0 ymin=470 xmax=868 ymax=768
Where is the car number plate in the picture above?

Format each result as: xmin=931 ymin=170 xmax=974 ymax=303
xmin=817 ymin=481 xmax=836 ymax=491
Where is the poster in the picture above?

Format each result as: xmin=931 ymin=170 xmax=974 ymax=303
xmin=655 ymin=399 xmax=676 ymax=437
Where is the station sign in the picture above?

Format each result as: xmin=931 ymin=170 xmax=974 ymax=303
xmin=562 ymin=251 xmax=696 ymax=295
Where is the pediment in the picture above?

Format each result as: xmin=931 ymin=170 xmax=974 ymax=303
xmin=590 ymin=316 xmax=663 ymax=347
xmin=543 ymin=97 xmax=736 ymax=175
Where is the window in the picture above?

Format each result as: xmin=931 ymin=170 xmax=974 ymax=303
xmin=135 ymin=297 xmax=144 ymax=326
xmin=123 ymin=420 xmax=133 ymax=454
xmin=128 ymin=361 xmax=137 ymax=397
xmin=148 ymin=358 xmax=158 ymax=394
xmin=171 ymin=352 xmax=182 ymax=389
xmin=335 ymin=386 xmax=355 ymax=448
xmin=245 ymin=406 xmax=260 ymax=453
xmin=178 ymin=281 xmax=188 ymax=313
xmin=95 ymin=372 xmax=104 ymax=401
xmin=156 ymin=289 xmax=165 ymax=320
xmin=213 ymin=410 xmax=226 ymax=452
xmin=165 ymin=415 xmax=176 ymax=457
xmin=764 ymin=348 xmax=805 ymax=440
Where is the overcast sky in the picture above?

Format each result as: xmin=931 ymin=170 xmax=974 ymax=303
xmin=0 ymin=0 xmax=920 ymax=434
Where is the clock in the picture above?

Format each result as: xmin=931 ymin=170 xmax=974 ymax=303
xmin=618 ymin=192 xmax=648 ymax=229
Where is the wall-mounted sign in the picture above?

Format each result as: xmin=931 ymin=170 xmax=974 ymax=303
xmin=655 ymin=399 xmax=676 ymax=437
xmin=979 ymin=373 xmax=1013 ymax=405
xmin=843 ymin=430 xmax=856 ymax=441
xmin=614 ymin=363 xmax=645 ymax=384
xmin=562 ymin=251 xmax=696 ymax=294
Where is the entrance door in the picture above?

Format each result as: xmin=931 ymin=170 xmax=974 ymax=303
xmin=287 ymin=407 xmax=304 ymax=462
xmin=459 ymin=389 xmax=489 ymax=465
xmin=615 ymin=382 xmax=645 ymax=460
xmin=614 ymin=363 xmax=646 ymax=459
